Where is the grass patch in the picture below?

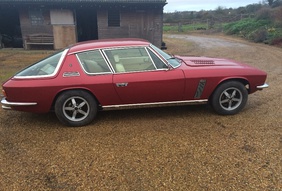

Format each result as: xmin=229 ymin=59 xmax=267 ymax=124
xmin=224 ymin=18 xmax=282 ymax=46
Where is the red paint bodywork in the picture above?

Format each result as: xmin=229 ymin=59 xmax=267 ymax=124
xmin=1 ymin=39 xmax=268 ymax=113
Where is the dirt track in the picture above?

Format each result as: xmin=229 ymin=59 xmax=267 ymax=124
xmin=0 ymin=34 xmax=281 ymax=190
xmin=165 ymin=34 xmax=249 ymax=48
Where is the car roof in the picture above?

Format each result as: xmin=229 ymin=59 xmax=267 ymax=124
xmin=68 ymin=38 xmax=151 ymax=54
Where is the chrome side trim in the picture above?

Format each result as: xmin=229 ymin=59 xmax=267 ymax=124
xmin=102 ymin=99 xmax=208 ymax=110
xmin=257 ymin=83 xmax=269 ymax=90
xmin=1 ymin=97 xmax=37 ymax=108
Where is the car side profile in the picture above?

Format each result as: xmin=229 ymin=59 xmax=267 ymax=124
xmin=1 ymin=38 xmax=268 ymax=126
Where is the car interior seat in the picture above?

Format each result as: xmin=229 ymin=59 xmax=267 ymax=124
xmin=114 ymin=55 xmax=125 ymax=73
xmin=83 ymin=60 xmax=104 ymax=73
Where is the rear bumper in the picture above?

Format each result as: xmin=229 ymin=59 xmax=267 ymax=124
xmin=257 ymin=83 xmax=269 ymax=90
xmin=1 ymin=97 xmax=37 ymax=110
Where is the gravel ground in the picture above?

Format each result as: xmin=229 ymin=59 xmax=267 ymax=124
xmin=0 ymin=34 xmax=281 ymax=190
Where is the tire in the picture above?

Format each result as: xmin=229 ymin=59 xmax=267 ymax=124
xmin=211 ymin=81 xmax=248 ymax=115
xmin=55 ymin=90 xmax=97 ymax=127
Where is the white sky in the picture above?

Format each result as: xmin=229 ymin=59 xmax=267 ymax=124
xmin=164 ymin=0 xmax=262 ymax=12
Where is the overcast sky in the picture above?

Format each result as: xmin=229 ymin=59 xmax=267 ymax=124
xmin=164 ymin=0 xmax=262 ymax=12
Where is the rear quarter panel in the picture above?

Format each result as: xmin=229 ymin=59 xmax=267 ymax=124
xmin=3 ymin=54 xmax=120 ymax=113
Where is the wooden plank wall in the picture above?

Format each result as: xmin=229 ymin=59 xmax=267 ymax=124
xmin=18 ymin=7 xmax=164 ymax=49
xmin=97 ymin=9 xmax=163 ymax=47
xmin=53 ymin=25 xmax=76 ymax=49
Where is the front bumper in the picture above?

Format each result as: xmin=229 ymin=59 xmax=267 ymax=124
xmin=257 ymin=83 xmax=269 ymax=90
xmin=1 ymin=97 xmax=37 ymax=110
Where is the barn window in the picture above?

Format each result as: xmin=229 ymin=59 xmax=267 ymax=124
xmin=108 ymin=10 xmax=120 ymax=27
xmin=29 ymin=10 xmax=44 ymax=25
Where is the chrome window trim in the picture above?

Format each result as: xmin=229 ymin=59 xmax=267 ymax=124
xmin=102 ymin=99 xmax=208 ymax=110
xmin=69 ymin=45 xmax=146 ymax=55
xmin=110 ymin=68 xmax=169 ymax=75
xmin=76 ymin=49 xmax=114 ymax=75
xmin=100 ymin=49 xmax=116 ymax=73
xmin=144 ymin=47 xmax=157 ymax=70
xmin=146 ymin=47 xmax=169 ymax=69
xmin=14 ymin=49 xmax=69 ymax=79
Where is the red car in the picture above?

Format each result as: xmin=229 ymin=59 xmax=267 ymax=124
xmin=1 ymin=39 xmax=268 ymax=126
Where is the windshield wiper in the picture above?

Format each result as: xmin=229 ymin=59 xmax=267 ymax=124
xmin=167 ymin=56 xmax=184 ymax=64
xmin=167 ymin=57 xmax=176 ymax=60
xmin=175 ymin=56 xmax=185 ymax=63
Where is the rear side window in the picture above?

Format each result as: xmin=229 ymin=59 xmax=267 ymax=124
xmin=77 ymin=50 xmax=111 ymax=74
xmin=15 ymin=49 xmax=67 ymax=78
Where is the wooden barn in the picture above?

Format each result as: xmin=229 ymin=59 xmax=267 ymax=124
xmin=0 ymin=0 xmax=167 ymax=49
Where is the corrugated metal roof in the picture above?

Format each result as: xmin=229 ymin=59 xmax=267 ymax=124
xmin=0 ymin=0 xmax=166 ymax=3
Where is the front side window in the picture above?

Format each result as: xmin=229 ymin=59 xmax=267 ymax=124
xmin=15 ymin=49 xmax=67 ymax=78
xmin=104 ymin=47 xmax=156 ymax=73
xmin=77 ymin=50 xmax=111 ymax=74
xmin=147 ymin=48 xmax=168 ymax=69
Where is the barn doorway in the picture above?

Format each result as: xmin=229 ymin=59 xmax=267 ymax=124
xmin=76 ymin=9 xmax=98 ymax=42
xmin=0 ymin=8 xmax=23 ymax=48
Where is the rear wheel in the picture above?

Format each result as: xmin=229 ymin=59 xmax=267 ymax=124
xmin=55 ymin=90 xmax=97 ymax=127
xmin=211 ymin=81 xmax=248 ymax=115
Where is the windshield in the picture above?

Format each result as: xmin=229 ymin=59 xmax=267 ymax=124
xmin=15 ymin=49 xmax=68 ymax=78
xmin=150 ymin=44 xmax=181 ymax=68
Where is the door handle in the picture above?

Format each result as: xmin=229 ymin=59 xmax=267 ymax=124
xmin=116 ymin=83 xmax=128 ymax=87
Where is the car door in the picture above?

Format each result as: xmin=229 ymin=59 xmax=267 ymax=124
xmin=104 ymin=47 xmax=185 ymax=104
xmin=76 ymin=50 xmax=121 ymax=105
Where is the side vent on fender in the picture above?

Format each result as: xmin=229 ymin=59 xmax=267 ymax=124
xmin=195 ymin=79 xmax=207 ymax=98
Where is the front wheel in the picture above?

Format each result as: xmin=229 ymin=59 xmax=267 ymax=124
xmin=211 ymin=81 xmax=248 ymax=115
xmin=55 ymin=90 xmax=97 ymax=127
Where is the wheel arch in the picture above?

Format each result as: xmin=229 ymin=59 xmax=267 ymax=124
xmin=209 ymin=78 xmax=250 ymax=102
xmin=51 ymin=88 xmax=101 ymax=111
